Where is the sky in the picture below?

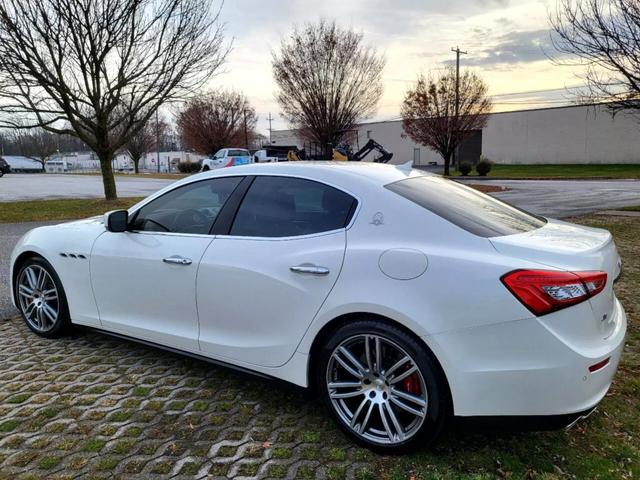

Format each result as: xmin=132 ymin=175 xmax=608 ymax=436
xmin=204 ymin=0 xmax=585 ymax=137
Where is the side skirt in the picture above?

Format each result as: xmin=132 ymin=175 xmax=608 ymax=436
xmin=77 ymin=326 xmax=310 ymax=397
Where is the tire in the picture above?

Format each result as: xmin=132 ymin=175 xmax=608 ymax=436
xmin=14 ymin=256 xmax=71 ymax=338
xmin=0 ymin=170 xmax=4 ymax=177
xmin=202 ymin=165 xmax=210 ymax=171
xmin=316 ymin=319 xmax=449 ymax=453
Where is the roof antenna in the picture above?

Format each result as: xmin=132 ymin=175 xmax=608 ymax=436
xmin=396 ymin=161 xmax=413 ymax=172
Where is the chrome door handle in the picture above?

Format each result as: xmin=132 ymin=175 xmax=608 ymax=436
xmin=290 ymin=264 xmax=330 ymax=275
xmin=163 ymin=255 xmax=192 ymax=265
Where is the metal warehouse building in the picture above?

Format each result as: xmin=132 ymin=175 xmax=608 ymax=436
xmin=271 ymin=104 xmax=640 ymax=166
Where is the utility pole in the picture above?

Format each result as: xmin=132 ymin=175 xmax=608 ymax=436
xmin=156 ymin=109 xmax=161 ymax=173
xmin=243 ymin=109 xmax=249 ymax=149
xmin=267 ymin=112 xmax=273 ymax=144
xmin=451 ymin=46 xmax=467 ymax=170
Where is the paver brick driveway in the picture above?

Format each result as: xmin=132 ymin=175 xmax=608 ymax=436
xmin=0 ymin=319 xmax=374 ymax=479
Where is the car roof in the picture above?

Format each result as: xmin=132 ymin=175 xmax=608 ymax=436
xmin=193 ymin=161 xmax=429 ymax=189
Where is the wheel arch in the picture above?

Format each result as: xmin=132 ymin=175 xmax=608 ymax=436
xmin=306 ymin=311 xmax=453 ymax=411
xmin=11 ymin=250 xmax=48 ymax=305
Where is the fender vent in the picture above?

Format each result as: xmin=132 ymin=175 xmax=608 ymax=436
xmin=60 ymin=253 xmax=87 ymax=259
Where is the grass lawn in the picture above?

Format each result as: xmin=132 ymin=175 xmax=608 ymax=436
xmin=0 ymin=197 xmax=143 ymax=223
xmin=450 ymin=164 xmax=640 ymax=179
xmin=620 ymin=205 xmax=640 ymax=212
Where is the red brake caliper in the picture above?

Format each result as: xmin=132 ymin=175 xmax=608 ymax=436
xmin=403 ymin=374 xmax=421 ymax=395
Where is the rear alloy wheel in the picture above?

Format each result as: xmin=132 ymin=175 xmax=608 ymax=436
xmin=318 ymin=320 xmax=448 ymax=452
xmin=15 ymin=257 xmax=70 ymax=338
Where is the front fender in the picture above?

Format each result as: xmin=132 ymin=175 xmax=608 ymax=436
xmin=10 ymin=220 xmax=105 ymax=326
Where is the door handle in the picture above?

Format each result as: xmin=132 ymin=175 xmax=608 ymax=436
xmin=290 ymin=264 xmax=330 ymax=275
xmin=163 ymin=255 xmax=192 ymax=265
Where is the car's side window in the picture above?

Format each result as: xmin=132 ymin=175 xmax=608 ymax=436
xmin=130 ymin=176 xmax=243 ymax=234
xmin=230 ymin=176 xmax=356 ymax=237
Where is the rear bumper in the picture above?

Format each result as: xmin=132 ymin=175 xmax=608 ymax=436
xmin=426 ymin=297 xmax=627 ymax=417
xmin=454 ymin=406 xmax=597 ymax=432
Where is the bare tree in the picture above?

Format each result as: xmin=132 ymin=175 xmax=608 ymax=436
xmin=0 ymin=0 xmax=229 ymax=199
xmin=272 ymin=20 xmax=385 ymax=153
xmin=401 ymin=68 xmax=492 ymax=176
xmin=11 ymin=127 xmax=59 ymax=171
xmin=177 ymin=91 xmax=257 ymax=156
xmin=550 ymin=0 xmax=640 ymax=117
xmin=123 ymin=115 xmax=170 ymax=173
xmin=123 ymin=121 xmax=155 ymax=174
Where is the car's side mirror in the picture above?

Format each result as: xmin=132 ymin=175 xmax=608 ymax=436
xmin=104 ymin=210 xmax=129 ymax=233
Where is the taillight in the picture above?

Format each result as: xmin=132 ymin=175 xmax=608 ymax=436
xmin=501 ymin=269 xmax=607 ymax=316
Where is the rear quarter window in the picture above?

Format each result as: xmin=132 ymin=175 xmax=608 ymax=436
xmin=385 ymin=175 xmax=546 ymax=237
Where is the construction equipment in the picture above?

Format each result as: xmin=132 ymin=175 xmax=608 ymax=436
xmin=333 ymin=139 xmax=393 ymax=163
xmin=287 ymin=148 xmax=306 ymax=161
xmin=285 ymin=138 xmax=393 ymax=163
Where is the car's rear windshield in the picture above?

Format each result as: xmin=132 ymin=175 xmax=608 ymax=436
xmin=385 ymin=175 xmax=546 ymax=237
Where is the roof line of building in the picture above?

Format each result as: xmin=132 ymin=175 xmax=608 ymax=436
xmin=272 ymin=102 xmax=612 ymax=133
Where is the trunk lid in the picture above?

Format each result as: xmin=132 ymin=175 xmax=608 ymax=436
xmin=490 ymin=219 xmax=622 ymax=339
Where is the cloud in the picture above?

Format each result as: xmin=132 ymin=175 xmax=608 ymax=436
xmin=477 ymin=0 xmax=510 ymax=6
xmin=446 ymin=29 xmax=555 ymax=66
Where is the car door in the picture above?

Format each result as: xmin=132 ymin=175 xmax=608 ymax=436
xmin=90 ymin=176 xmax=244 ymax=351
xmin=197 ymin=175 xmax=358 ymax=367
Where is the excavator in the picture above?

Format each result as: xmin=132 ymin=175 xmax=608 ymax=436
xmin=287 ymin=138 xmax=393 ymax=163
xmin=332 ymin=139 xmax=393 ymax=163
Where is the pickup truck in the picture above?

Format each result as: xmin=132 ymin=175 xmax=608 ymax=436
xmin=253 ymin=149 xmax=280 ymax=163
xmin=201 ymin=148 xmax=252 ymax=171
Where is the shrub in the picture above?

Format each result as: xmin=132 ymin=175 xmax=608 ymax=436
xmin=458 ymin=162 xmax=472 ymax=176
xmin=177 ymin=161 xmax=201 ymax=173
xmin=476 ymin=157 xmax=493 ymax=176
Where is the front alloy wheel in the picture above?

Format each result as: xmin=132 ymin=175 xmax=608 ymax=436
xmin=318 ymin=320 xmax=448 ymax=452
xmin=15 ymin=257 xmax=70 ymax=337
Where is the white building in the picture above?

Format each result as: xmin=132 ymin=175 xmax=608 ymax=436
xmin=45 ymin=150 xmax=206 ymax=173
xmin=271 ymin=104 xmax=640 ymax=166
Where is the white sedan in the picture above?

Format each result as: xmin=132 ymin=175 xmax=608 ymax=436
xmin=10 ymin=162 xmax=626 ymax=452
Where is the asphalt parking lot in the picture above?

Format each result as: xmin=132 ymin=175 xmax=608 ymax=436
xmin=463 ymin=178 xmax=640 ymax=217
xmin=2 ymin=174 xmax=640 ymax=216
xmin=0 ymin=174 xmax=175 ymax=202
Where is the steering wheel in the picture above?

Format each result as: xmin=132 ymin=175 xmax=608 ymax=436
xmin=175 ymin=209 xmax=209 ymax=232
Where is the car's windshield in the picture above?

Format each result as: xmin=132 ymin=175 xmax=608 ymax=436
xmin=386 ymin=175 xmax=546 ymax=238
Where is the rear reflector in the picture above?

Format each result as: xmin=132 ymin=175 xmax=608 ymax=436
xmin=588 ymin=357 xmax=610 ymax=373
xmin=501 ymin=269 xmax=607 ymax=316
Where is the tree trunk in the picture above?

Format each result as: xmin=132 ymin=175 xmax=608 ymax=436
xmin=133 ymin=157 xmax=140 ymax=174
xmin=98 ymin=154 xmax=118 ymax=200
xmin=443 ymin=153 xmax=451 ymax=176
